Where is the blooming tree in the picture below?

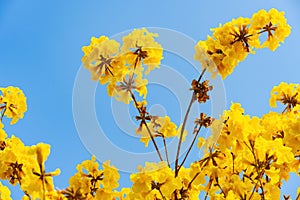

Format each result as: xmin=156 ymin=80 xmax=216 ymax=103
xmin=0 ymin=8 xmax=299 ymax=200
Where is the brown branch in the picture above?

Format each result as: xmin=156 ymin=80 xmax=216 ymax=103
xmin=215 ymin=177 xmax=226 ymax=198
xmin=231 ymin=152 xmax=235 ymax=174
xmin=157 ymin=187 xmax=166 ymax=200
xmin=175 ymin=68 xmax=206 ymax=177
xmin=244 ymin=141 xmax=266 ymax=200
xmin=204 ymin=176 xmax=213 ymax=200
xmin=249 ymin=180 xmax=259 ymax=200
xmin=0 ymin=107 xmax=6 ymax=122
xmin=188 ymin=172 xmax=200 ymax=189
xmin=177 ymin=125 xmax=202 ymax=172
xmin=143 ymin=121 xmax=163 ymax=162
xmin=175 ymin=93 xmax=195 ymax=177
xmin=130 ymin=90 xmax=163 ymax=161
xmin=162 ymin=136 xmax=170 ymax=167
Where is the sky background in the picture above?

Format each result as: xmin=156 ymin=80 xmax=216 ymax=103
xmin=0 ymin=0 xmax=299 ymax=199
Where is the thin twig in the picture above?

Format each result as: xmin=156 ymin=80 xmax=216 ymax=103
xmin=157 ymin=187 xmax=166 ymax=200
xmin=162 ymin=136 xmax=170 ymax=167
xmin=215 ymin=178 xmax=226 ymax=198
xmin=259 ymin=179 xmax=265 ymax=200
xmin=187 ymin=172 xmax=200 ymax=189
xmin=244 ymin=141 xmax=266 ymax=200
xmin=231 ymin=152 xmax=235 ymax=174
xmin=175 ymin=68 xmax=206 ymax=177
xmin=130 ymin=90 xmax=163 ymax=161
xmin=175 ymin=95 xmax=194 ymax=177
xmin=177 ymin=125 xmax=202 ymax=172
xmin=197 ymin=68 xmax=207 ymax=83
xmin=249 ymin=180 xmax=259 ymax=200
xmin=143 ymin=121 xmax=163 ymax=162
xmin=129 ymin=90 xmax=141 ymax=113
xmin=0 ymin=107 xmax=6 ymax=122
xmin=204 ymin=177 xmax=213 ymax=200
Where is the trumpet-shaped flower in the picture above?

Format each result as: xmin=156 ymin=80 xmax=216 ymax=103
xmin=121 ymin=28 xmax=163 ymax=74
xmin=251 ymin=9 xmax=291 ymax=51
xmin=0 ymin=181 xmax=12 ymax=200
xmin=0 ymin=86 xmax=27 ymax=124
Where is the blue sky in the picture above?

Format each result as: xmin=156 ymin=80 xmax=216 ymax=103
xmin=0 ymin=0 xmax=299 ymax=198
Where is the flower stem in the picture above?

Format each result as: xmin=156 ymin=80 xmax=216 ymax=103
xmin=162 ymin=136 xmax=170 ymax=167
xmin=175 ymin=68 xmax=206 ymax=177
xmin=143 ymin=121 xmax=163 ymax=161
xmin=0 ymin=107 xmax=6 ymax=122
xmin=130 ymin=90 xmax=163 ymax=162
xmin=157 ymin=187 xmax=166 ymax=200
xmin=187 ymin=172 xmax=199 ymax=189
xmin=175 ymin=95 xmax=194 ymax=177
xmin=177 ymin=126 xmax=202 ymax=172
xmin=204 ymin=177 xmax=213 ymax=200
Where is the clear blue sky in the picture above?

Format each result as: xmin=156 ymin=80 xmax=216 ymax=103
xmin=0 ymin=0 xmax=299 ymax=199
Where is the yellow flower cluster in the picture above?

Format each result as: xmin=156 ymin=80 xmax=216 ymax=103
xmin=200 ymin=100 xmax=300 ymax=199
xmin=0 ymin=86 xmax=27 ymax=124
xmin=0 ymin=129 xmax=60 ymax=199
xmin=0 ymin=87 xmax=61 ymax=200
xmin=0 ymin=181 xmax=12 ymax=200
xmin=126 ymin=161 xmax=205 ymax=199
xmin=136 ymin=116 xmax=187 ymax=147
xmin=61 ymin=156 xmax=120 ymax=199
xmin=1 ymin=85 xmax=296 ymax=199
xmin=195 ymin=8 xmax=291 ymax=79
xmin=82 ymin=28 xmax=163 ymax=104
xmin=2 ymin=7 xmax=298 ymax=200
xmin=0 ymin=86 xmax=124 ymax=200
xmin=113 ymin=97 xmax=299 ymax=200
xmin=269 ymin=82 xmax=300 ymax=113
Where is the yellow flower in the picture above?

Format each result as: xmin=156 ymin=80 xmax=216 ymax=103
xmin=260 ymin=111 xmax=300 ymax=157
xmin=136 ymin=116 xmax=178 ymax=147
xmin=264 ymin=182 xmax=281 ymax=200
xmin=194 ymin=41 xmax=218 ymax=78
xmin=265 ymin=166 xmax=280 ymax=185
xmin=130 ymin=162 xmax=181 ymax=199
xmin=83 ymin=37 xmax=123 ymax=84
xmin=95 ymin=189 xmax=115 ymax=200
xmin=81 ymin=35 xmax=109 ymax=62
xmin=21 ymin=143 xmax=60 ymax=200
xmin=197 ymin=137 xmax=205 ymax=149
xmin=102 ymin=160 xmax=120 ymax=191
xmin=66 ymin=156 xmax=120 ymax=199
xmin=0 ymin=123 xmax=7 ymax=150
xmin=121 ymin=28 xmax=163 ymax=74
xmin=71 ymin=155 xmax=103 ymax=195
xmin=0 ymin=181 xmax=12 ymax=200
xmin=0 ymin=86 xmax=27 ymax=125
xmin=109 ymin=72 xmax=148 ymax=104
xmin=36 ymin=143 xmax=51 ymax=168
xmin=195 ymin=9 xmax=290 ymax=79
xmin=154 ymin=116 xmax=177 ymax=138
xmin=251 ymin=8 xmax=291 ymax=51
xmin=195 ymin=17 xmax=253 ymax=79
xmin=82 ymin=28 xmax=164 ymax=106
xmin=269 ymin=82 xmax=300 ymax=112
xmin=0 ymin=136 xmax=32 ymax=186
xmin=45 ymin=190 xmax=67 ymax=200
